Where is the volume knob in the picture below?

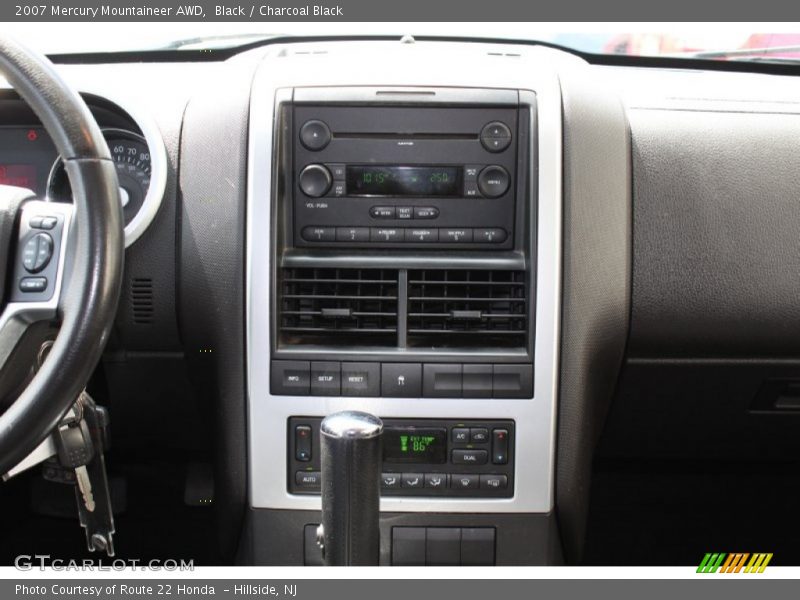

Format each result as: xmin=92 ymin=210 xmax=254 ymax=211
xmin=299 ymin=164 xmax=333 ymax=198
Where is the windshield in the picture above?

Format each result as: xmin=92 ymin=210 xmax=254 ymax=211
xmin=10 ymin=23 xmax=800 ymax=64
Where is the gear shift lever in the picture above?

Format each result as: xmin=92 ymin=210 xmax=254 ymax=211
xmin=316 ymin=411 xmax=383 ymax=566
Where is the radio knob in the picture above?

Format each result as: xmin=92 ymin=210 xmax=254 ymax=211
xmin=477 ymin=165 xmax=510 ymax=198
xmin=299 ymin=164 xmax=333 ymax=198
xmin=299 ymin=119 xmax=331 ymax=151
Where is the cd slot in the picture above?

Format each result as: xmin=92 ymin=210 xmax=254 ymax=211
xmin=333 ymin=132 xmax=478 ymax=141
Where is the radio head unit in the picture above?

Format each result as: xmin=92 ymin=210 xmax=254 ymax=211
xmin=289 ymin=103 xmax=525 ymax=249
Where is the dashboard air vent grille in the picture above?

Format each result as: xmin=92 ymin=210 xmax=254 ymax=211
xmin=279 ymin=268 xmax=399 ymax=346
xmin=407 ymin=269 xmax=527 ymax=348
xmin=131 ymin=278 xmax=154 ymax=324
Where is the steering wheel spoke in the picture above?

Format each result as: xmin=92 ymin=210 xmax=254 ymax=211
xmin=0 ymin=199 xmax=74 ymax=401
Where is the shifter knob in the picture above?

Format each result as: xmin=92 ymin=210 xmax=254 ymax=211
xmin=318 ymin=411 xmax=383 ymax=566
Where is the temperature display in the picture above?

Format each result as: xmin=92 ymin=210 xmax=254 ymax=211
xmin=383 ymin=427 xmax=447 ymax=464
xmin=346 ymin=165 xmax=462 ymax=197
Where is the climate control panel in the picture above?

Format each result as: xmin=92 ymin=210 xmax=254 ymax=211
xmin=288 ymin=417 xmax=515 ymax=498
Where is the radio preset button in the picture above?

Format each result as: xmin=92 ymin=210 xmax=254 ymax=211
xmin=335 ymin=227 xmax=370 ymax=242
xmin=299 ymin=164 xmax=333 ymax=197
xmin=406 ymin=228 xmax=438 ymax=243
xmin=299 ymin=120 xmax=331 ymax=151
xmin=370 ymin=227 xmax=403 ymax=242
xmin=480 ymin=121 xmax=512 ymax=153
xmin=452 ymin=449 xmax=489 ymax=465
xmin=477 ymin=166 xmax=510 ymax=198
xmin=413 ymin=206 xmax=439 ymax=219
xmin=370 ymin=206 xmax=395 ymax=219
xmin=441 ymin=228 xmax=473 ymax=243
xmin=302 ymin=226 xmax=335 ymax=242
xmin=475 ymin=228 xmax=508 ymax=243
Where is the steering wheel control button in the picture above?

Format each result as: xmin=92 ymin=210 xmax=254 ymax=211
xmin=19 ymin=277 xmax=48 ymax=293
xmin=477 ymin=166 xmax=510 ymax=198
xmin=413 ymin=206 xmax=439 ymax=219
xmin=271 ymin=360 xmax=310 ymax=395
xmin=370 ymin=206 xmax=396 ymax=219
xmin=452 ymin=449 xmax=489 ymax=465
xmin=299 ymin=164 xmax=333 ymax=198
xmin=22 ymin=232 xmax=54 ymax=273
xmin=302 ymin=226 xmax=335 ymax=242
xmin=475 ymin=228 xmax=508 ymax=243
xmin=480 ymin=474 xmax=508 ymax=490
xmin=295 ymin=426 xmax=313 ymax=462
xmin=381 ymin=363 xmax=422 ymax=397
xmin=299 ymin=120 xmax=332 ymax=151
xmin=310 ymin=361 xmax=341 ymax=396
xmin=480 ymin=121 xmax=512 ymax=152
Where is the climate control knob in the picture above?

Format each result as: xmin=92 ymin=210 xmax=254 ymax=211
xmin=477 ymin=165 xmax=510 ymax=198
xmin=299 ymin=164 xmax=333 ymax=198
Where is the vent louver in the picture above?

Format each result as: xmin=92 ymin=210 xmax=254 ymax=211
xmin=407 ymin=269 xmax=527 ymax=348
xmin=131 ymin=278 xmax=154 ymax=324
xmin=278 ymin=268 xmax=399 ymax=346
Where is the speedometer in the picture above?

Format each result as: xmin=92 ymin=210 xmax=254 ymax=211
xmin=47 ymin=128 xmax=151 ymax=226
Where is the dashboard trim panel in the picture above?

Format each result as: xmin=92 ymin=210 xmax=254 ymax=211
xmin=245 ymin=41 xmax=563 ymax=514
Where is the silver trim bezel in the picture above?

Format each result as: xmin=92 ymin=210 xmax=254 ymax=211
xmin=0 ymin=81 xmax=167 ymax=248
xmin=246 ymin=41 xmax=563 ymax=514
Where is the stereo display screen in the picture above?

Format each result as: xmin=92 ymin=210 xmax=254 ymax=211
xmin=346 ymin=165 xmax=462 ymax=197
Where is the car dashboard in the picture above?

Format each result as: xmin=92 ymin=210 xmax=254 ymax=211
xmin=3 ymin=36 xmax=800 ymax=566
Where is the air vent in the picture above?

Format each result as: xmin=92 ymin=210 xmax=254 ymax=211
xmin=131 ymin=278 xmax=154 ymax=324
xmin=407 ymin=269 xmax=527 ymax=348
xmin=279 ymin=268 xmax=398 ymax=346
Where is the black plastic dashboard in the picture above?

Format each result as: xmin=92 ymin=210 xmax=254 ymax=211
xmin=5 ymin=37 xmax=800 ymax=565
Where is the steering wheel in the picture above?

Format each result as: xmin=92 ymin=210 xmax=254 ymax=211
xmin=0 ymin=36 xmax=123 ymax=476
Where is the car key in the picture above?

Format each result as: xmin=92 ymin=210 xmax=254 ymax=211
xmin=75 ymin=393 xmax=116 ymax=556
xmin=53 ymin=402 xmax=96 ymax=511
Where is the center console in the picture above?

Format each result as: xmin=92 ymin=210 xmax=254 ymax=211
xmin=245 ymin=41 xmax=563 ymax=566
